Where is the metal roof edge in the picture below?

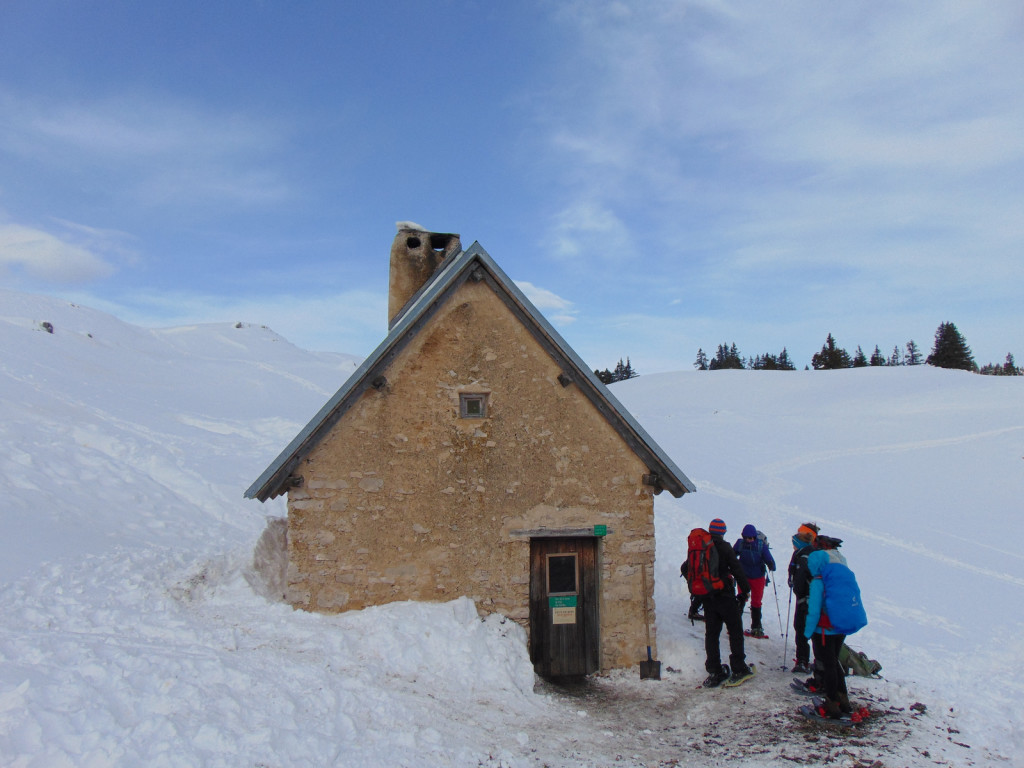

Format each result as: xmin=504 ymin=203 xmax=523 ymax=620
xmin=245 ymin=246 xmax=487 ymax=501
xmin=467 ymin=246 xmax=695 ymax=497
xmin=246 ymin=239 xmax=695 ymax=501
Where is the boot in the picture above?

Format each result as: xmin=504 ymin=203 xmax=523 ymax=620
xmin=702 ymin=665 xmax=730 ymax=688
xmin=727 ymin=664 xmax=755 ymax=685
xmin=816 ymin=699 xmax=844 ymax=719
xmin=837 ymin=691 xmax=853 ymax=714
xmin=750 ymin=606 xmax=763 ymax=636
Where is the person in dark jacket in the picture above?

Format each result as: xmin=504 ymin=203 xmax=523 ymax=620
xmin=733 ymin=524 xmax=777 ymax=637
xmin=787 ymin=523 xmax=819 ymax=673
xmin=684 ymin=518 xmax=752 ymax=687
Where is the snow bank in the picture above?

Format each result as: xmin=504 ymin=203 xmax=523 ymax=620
xmin=2 ymin=288 xmax=1022 ymax=765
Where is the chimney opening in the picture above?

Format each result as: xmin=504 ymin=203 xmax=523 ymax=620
xmin=429 ymin=233 xmax=454 ymax=252
xmin=406 ymin=236 xmax=422 ymax=249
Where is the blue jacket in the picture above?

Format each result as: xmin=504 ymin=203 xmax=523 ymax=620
xmin=804 ymin=549 xmax=868 ymax=638
xmin=733 ymin=532 xmax=777 ymax=580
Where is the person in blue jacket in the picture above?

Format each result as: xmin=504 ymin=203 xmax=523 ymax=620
xmin=733 ymin=524 xmax=776 ymax=637
xmin=804 ymin=538 xmax=868 ymax=718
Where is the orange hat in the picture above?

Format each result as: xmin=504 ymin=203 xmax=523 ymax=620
xmin=797 ymin=523 xmax=819 ymax=541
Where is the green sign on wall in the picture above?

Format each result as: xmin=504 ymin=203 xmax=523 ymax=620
xmin=549 ymin=595 xmax=578 ymax=608
xmin=593 ymin=524 xmax=607 ymax=537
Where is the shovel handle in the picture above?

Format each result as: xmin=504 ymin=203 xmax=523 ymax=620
xmin=641 ymin=563 xmax=653 ymax=647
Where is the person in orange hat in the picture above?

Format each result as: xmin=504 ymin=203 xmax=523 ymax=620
xmin=787 ymin=522 xmax=820 ymax=673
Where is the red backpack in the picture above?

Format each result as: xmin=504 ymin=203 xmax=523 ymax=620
xmin=686 ymin=527 xmax=725 ymax=596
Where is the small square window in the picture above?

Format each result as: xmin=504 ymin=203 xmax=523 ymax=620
xmin=459 ymin=393 xmax=488 ymax=418
xmin=547 ymin=554 xmax=578 ymax=596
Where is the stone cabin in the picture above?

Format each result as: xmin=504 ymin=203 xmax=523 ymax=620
xmin=245 ymin=224 xmax=695 ymax=676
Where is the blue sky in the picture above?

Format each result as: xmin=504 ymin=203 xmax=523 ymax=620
xmin=2 ymin=1 xmax=1022 ymax=372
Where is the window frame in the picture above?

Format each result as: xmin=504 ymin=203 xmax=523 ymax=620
xmin=459 ymin=393 xmax=489 ymax=418
xmin=546 ymin=553 xmax=579 ymax=597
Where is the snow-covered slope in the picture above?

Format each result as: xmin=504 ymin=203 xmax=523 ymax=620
xmin=1 ymin=288 xmax=1021 ymax=766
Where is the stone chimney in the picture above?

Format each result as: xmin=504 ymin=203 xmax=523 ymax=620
xmin=389 ymin=222 xmax=461 ymax=326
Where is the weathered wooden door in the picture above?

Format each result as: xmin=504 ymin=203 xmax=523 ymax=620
xmin=529 ymin=537 xmax=599 ymax=678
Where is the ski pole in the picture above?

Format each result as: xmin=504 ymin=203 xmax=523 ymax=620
xmin=771 ymin=574 xmax=784 ymax=635
xmin=781 ymin=585 xmax=793 ymax=671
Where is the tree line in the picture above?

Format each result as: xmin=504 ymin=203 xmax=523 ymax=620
xmin=594 ymin=357 xmax=639 ymax=384
xmin=692 ymin=322 xmax=1020 ymax=375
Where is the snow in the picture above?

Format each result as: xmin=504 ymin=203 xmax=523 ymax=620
xmin=1 ymin=286 xmax=1022 ymax=767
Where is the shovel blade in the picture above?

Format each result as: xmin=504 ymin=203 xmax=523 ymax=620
xmin=639 ymin=659 xmax=661 ymax=680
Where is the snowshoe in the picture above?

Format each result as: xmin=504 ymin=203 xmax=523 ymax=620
xmin=743 ymin=628 xmax=769 ymax=639
xmin=791 ymin=660 xmax=812 ymax=674
xmin=798 ymin=701 xmax=870 ymax=726
xmin=813 ymin=696 xmax=869 ymax=722
xmin=789 ymin=678 xmax=821 ymax=696
xmin=723 ymin=663 xmax=756 ymax=687
xmin=701 ymin=665 xmax=730 ymax=688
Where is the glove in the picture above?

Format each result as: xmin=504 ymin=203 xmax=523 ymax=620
xmin=738 ymin=591 xmax=750 ymax=607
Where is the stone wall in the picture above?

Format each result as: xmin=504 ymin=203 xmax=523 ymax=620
xmin=285 ymin=279 xmax=658 ymax=671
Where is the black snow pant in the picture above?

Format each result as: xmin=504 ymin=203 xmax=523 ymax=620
xmin=703 ymin=590 xmax=746 ymax=674
xmin=811 ymin=632 xmax=848 ymax=705
xmin=793 ymin=599 xmax=810 ymax=664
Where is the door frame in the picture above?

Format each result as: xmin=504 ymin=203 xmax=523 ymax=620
xmin=528 ymin=536 xmax=600 ymax=678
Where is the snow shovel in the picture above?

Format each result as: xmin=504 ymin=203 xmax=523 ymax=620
xmin=639 ymin=563 xmax=661 ymax=680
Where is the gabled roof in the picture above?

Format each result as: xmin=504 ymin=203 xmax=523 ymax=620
xmin=245 ymin=242 xmax=696 ymax=502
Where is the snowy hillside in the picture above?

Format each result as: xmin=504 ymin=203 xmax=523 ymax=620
xmin=1 ymin=288 xmax=1021 ymax=767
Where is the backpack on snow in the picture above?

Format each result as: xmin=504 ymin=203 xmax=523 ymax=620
xmin=839 ymin=644 xmax=882 ymax=678
xmin=685 ymin=528 xmax=725 ymax=596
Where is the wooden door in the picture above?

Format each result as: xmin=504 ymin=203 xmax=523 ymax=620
xmin=529 ymin=537 xmax=599 ymax=678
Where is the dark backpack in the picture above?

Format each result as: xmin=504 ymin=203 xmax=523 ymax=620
xmin=788 ymin=545 xmax=814 ymax=598
xmin=686 ymin=528 xmax=724 ymax=596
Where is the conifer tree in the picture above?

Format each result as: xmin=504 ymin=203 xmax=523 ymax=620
xmin=708 ymin=343 xmax=744 ymax=370
xmin=852 ymin=346 xmax=868 ymax=367
xmin=870 ymin=345 xmax=886 ymax=366
xmin=694 ymin=348 xmax=709 ymax=371
xmin=982 ymin=353 xmax=1022 ymax=376
xmin=778 ymin=347 xmax=795 ymax=370
xmin=595 ymin=358 xmax=638 ymax=383
xmin=811 ymin=334 xmax=852 ymax=370
xmin=1004 ymin=353 xmax=1020 ymax=376
xmin=888 ymin=345 xmax=902 ymax=366
xmin=926 ymin=322 xmax=977 ymax=371
xmin=905 ymin=340 xmax=923 ymax=366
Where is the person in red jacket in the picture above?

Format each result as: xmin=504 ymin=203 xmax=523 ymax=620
xmin=733 ymin=524 xmax=777 ymax=637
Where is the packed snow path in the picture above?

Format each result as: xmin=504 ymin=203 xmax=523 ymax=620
xmin=0 ymin=542 xmax=999 ymax=767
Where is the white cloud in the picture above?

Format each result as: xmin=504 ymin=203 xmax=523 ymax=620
xmin=546 ymin=201 xmax=634 ymax=266
xmin=532 ymin=0 xmax=1024 ymax=322
xmin=515 ymin=280 xmax=577 ymax=325
xmin=0 ymin=90 xmax=293 ymax=208
xmin=0 ymin=224 xmax=115 ymax=284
